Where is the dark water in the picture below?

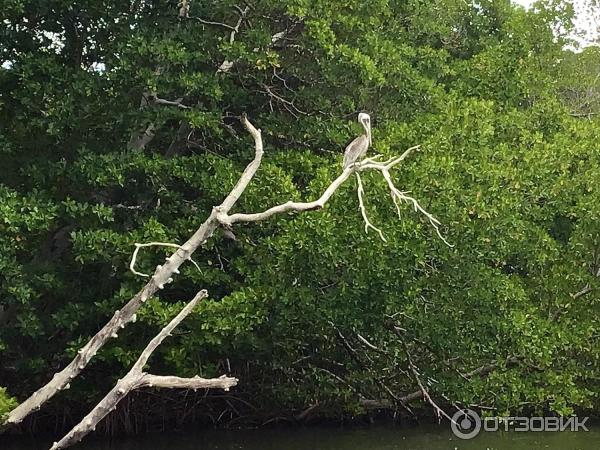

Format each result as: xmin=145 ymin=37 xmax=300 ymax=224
xmin=2 ymin=425 xmax=598 ymax=450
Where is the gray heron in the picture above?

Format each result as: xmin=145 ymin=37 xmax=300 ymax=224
xmin=343 ymin=113 xmax=371 ymax=168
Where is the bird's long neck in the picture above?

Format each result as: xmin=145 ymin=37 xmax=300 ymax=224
xmin=364 ymin=122 xmax=371 ymax=144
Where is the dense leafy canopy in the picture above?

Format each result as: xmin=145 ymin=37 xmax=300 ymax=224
xmin=0 ymin=0 xmax=599 ymax=429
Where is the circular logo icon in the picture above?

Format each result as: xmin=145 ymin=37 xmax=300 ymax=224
xmin=451 ymin=408 xmax=481 ymax=439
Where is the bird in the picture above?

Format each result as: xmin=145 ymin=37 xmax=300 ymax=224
xmin=343 ymin=113 xmax=371 ymax=168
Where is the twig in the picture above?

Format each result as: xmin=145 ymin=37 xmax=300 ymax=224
xmin=355 ymin=333 xmax=384 ymax=354
xmin=386 ymin=324 xmax=452 ymax=423
xmin=217 ymin=6 xmax=249 ymax=72
xmin=356 ymin=173 xmax=387 ymax=242
xmin=150 ymin=96 xmax=190 ymax=109
xmin=399 ymin=338 xmax=452 ymax=423
xmin=329 ymin=322 xmax=414 ymax=417
xmin=190 ymin=17 xmax=236 ymax=31
xmin=379 ymin=169 xmax=451 ymax=247
xmin=361 ymin=353 xmax=520 ymax=411
xmin=258 ymin=83 xmax=306 ymax=118
xmin=553 ymin=266 xmax=600 ymax=320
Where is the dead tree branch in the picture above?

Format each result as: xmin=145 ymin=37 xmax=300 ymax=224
xmin=149 ymin=95 xmax=190 ymax=109
xmin=330 ymin=322 xmax=415 ymax=416
xmin=6 ymin=114 xmax=262 ymax=426
xmin=7 ymin=115 xmax=445 ymax=427
xmin=360 ymin=356 xmax=519 ymax=410
xmin=399 ymin=337 xmax=452 ymax=422
xmin=218 ymin=145 xmax=449 ymax=246
xmin=362 ymin=150 xmax=452 ymax=246
xmin=356 ymin=172 xmax=386 ymax=242
xmin=216 ymin=6 xmax=249 ymax=73
xmin=50 ymin=290 xmax=237 ymax=450
xmin=129 ymin=242 xmax=201 ymax=278
xmin=386 ymin=323 xmax=451 ymax=421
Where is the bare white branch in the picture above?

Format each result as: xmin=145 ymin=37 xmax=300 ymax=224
xmin=7 ymin=115 xmax=448 ymax=430
xmin=221 ymin=166 xmax=354 ymax=225
xmin=151 ymin=96 xmax=190 ymax=109
xmin=137 ymin=374 xmax=237 ymax=390
xmin=178 ymin=0 xmax=190 ymax=18
xmin=356 ymin=172 xmax=386 ymax=242
xmin=50 ymin=290 xmax=238 ymax=450
xmin=191 ymin=17 xmax=236 ymax=31
xmin=360 ymin=145 xmax=419 ymax=169
xmin=6 ymin=114 xmax=263 ymax=426
xmin=132 ymin=289 xmax=208 ymax=371
xmin=129 ymin=242 xmax=181 ymax=277
xmin=220 ymin=142 xmax=449 ymax=247
xmin=217 ymin=6 xmax=249 ymax=72
xmin=399 ymin=336 xmax=452 ymax=423
xmin=129 ymin=242 xmax=201 ymax=278
xmin=379 ymin=169 xmax=452 ymax=247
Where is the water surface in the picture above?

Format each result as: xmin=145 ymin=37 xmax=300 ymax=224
xmin=2 ymin=424 xmax=597 ymax=450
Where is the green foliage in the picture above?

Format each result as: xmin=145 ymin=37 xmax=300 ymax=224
xmin=0 ymin=387 xmax=17 ymax=421
xmin=0 ymin=0 xmax=599 ymax=425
